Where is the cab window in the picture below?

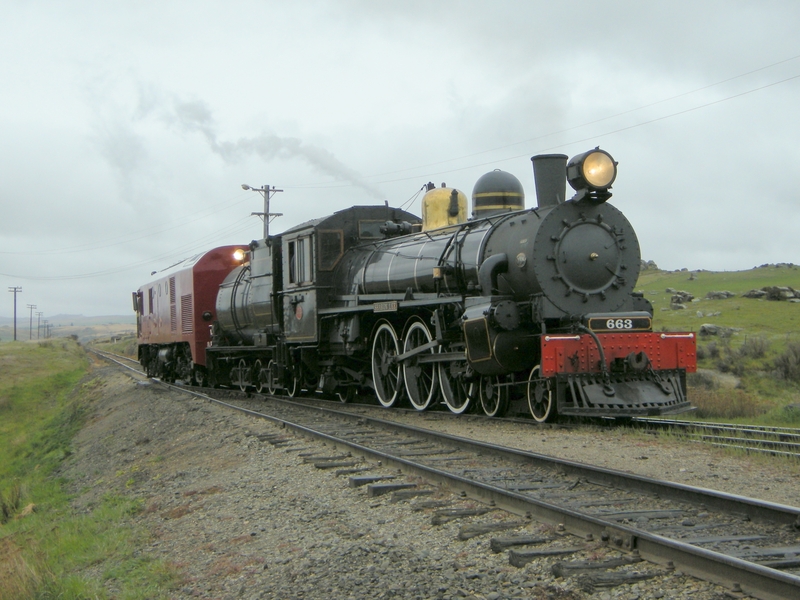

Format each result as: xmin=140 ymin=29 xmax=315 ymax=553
xmin=358 ymin=220 xmax=385 ymax=239
xmin=318 ymin=230 xmax=343 ymax=271
xmin=288 ymin=236 xmax=312 ymax=284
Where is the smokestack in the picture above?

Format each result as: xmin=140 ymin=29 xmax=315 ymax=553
xmin=531 ymin=154 xmax=568 ymax=209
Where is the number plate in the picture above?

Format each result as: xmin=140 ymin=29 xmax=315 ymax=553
xmin=373 ymin=301 xmax=398 ymax=313
xmin=587 ymin=316 xmax=651 ymax=332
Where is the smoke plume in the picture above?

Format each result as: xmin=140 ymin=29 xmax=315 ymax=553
xmin=172 ymin=100 xmax=384 ymax=199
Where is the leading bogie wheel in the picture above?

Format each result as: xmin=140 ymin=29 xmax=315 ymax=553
xmin=266 ymin=359 xmax=278 ymax=395
xmin=286 ymin=376 xmax=299 ymax=397
xmin=336 ymin=386 xmax=356 ymax=403
xmin=371 ymin=322 xmax=403 ymax=407
xmin=403 ymin=320 xmax=438 ymax=411
xmin=438 ymin=345 xmax=474 ymax=414
xmin=527 ymin=365 xmax=555 ymax=423
xmin=480 ymin=375 xmax=509 ymax=418
xmin=237 ymin=358 xmax=249 ymax=392
xmin=254 ymin=359 xmax=265 ymax=393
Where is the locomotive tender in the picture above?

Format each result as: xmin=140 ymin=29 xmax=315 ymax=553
xmin=133 ymin=148 xmax=696 ymax=422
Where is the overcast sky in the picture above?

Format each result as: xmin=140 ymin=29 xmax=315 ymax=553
xmin=1 ymin=1 xmax=799 ymax=318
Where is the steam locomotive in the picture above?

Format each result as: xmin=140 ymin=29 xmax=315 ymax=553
xmin=133 ymin=148 xmax=696 ymax=422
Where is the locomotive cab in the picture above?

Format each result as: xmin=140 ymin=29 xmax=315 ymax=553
xmin=282 ymin=226 xmax=318 ymax=343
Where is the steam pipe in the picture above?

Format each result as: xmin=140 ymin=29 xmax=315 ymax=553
xmin=478 ymin=253 xmax=508 ymax=296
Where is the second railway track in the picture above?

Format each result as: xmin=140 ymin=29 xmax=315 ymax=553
xmin=632 ymin=417 xmax=800 ymax=459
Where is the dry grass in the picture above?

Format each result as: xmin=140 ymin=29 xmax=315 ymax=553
xmin=228 ymin=534 xmax=256 ymax=545
xmin=0 ymin=539 xmax=48 ymax=600
xmin=689 ymin=387 xmax=776 ymax=419
xmin=161 ymin=503 xmax=195 ymax=520
xmin=182 ymin=485 xmax=224 ymax=497
xmin=208 ymin=556 xmax=243 ymax=577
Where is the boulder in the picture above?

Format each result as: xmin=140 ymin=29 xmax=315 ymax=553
xmin=699 ymin=324 xmax=740 ymax=337
xmin=705 ymin=290 xmax=735 ymax=300
xmin=763 ymin=286 xmax=800 ymax=301
xmin=742 ymin=286 xmax=800 ymax=301
xmin=670 ymin=291 xmax=694 ymax=305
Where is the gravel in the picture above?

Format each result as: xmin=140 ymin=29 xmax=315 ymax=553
xmin=60 ymin=360 xmax=799 ymax=599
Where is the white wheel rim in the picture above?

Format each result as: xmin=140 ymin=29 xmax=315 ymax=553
xmin=527 ymin=365 xmax=553 ymax=423
xmin=371 ymin=322 xmax=402 ymax=407
xmin=438 ymin=348 xmax=472 ymax=414
xmin=403 ymin=321 xmax=437 ymax=411
xmin=266 ymin=359 xmax=277 ymax=395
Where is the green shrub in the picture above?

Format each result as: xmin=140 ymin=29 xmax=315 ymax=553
xmin=687 ymin=371 xmax=717 ymax=390
xmin=774 ymin=342 xmax=800 ymax=382
xmin=715 ymin=351 xmax=746 ymax=377
xmin=739 ymin=335 xmax=770 ymax=359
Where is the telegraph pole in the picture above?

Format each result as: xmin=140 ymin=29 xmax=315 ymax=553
xmin=241 ymin=184 xmax=283 ymax=239
xmin=36 ymin=311 xmax=43 ymax=339
xmin=8 ymin=286 xmax=21 ymax=341
xmin=27 ymin=304 xmax=36 ymax=340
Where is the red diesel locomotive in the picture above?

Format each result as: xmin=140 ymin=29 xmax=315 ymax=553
xmin=133 ymin=245 xmax=248 ymax=385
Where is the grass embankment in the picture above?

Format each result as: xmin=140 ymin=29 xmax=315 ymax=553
xmin=637 ymin=266 xmax=800 ymax=424
xmin=92 ymin=333 xmax=139 ymax=358
xmin=0 ymin=340 xmax=178 ymax=599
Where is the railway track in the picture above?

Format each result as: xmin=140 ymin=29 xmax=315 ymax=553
xmin=93 ymin=349 xmax=800 ymax=599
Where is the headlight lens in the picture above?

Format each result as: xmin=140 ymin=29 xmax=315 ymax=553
xmin=233 ymin=248 xmax=246 ymax=262
xmin=582 ymin=151 xmax=615 ymax=188
xmin=567 ymin=148 xmax=617 ymax=192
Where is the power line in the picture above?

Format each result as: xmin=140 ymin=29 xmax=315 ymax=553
xmin=284 ymin=56 xmax=800 ymax=189
xmin=0 ymin=190 xmax=254 ymax=257
xmin=0 ymin=215 xmax=255 ymax=281
xmin=355 ymin=52 xmax=800 ymax=180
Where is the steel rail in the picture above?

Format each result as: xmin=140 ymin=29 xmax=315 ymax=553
xmin=635 ymin=418 xmax=800 ymax=436
xmin=173 ymin=389 xmax=800 ymax=600
xmin=633 ymin=417 xmax=800 ymax=458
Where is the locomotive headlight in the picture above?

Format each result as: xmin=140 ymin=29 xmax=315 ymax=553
xmin=567 ymin=148 xmax=617 ymax=192
xmin=233 ymin=248 xmax=246 ymax=262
